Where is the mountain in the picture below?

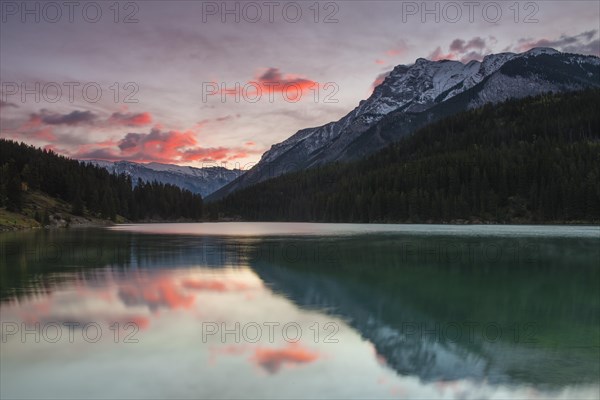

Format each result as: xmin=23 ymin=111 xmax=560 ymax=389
xmin=87 ymin=160 xmax=242 ymax=197
xmin=208 ymin=48 xmax=600 ymax=201
xmin=209 ymin=89 xmax=600 ymax=223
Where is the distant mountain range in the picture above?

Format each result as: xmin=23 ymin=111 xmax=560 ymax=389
xmin=208 ymin=48 xmax=600 ymax=201
xmin=87 ymin=160 xmax=242 ymax=197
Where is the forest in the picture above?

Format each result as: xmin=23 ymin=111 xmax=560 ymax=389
xmin=210 ymin=89 xmax=600 ymax=223
xmin=0 ymin=140 xmax=203 ymax=221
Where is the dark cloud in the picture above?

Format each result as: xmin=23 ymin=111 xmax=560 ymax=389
xmin=36 ymin=110 xmax=98 ymax=126
xmin=517 ymin=30 xmax=599 ymax=56
xmin=429 ymin=31 xmax=598 ymax=66
xmin=72 ymin=148 xmax=117 ymax=160
xmin=440 ymin=37 xmax=490 ymax=62
xmin=450 ymin=37 xmax=486 ymax=52
xmin=460 ymin=50 xmax=487 ymax=63
xmin=259 ymin=68 xmax=282 ymax=81
xmin=118 ymin=132 xmax=145 ymax=151
xmin=215 ymin=114 xmax=240 ymax=122
xmin=563 ymin=39 xmax=600 ymax=56
xmin=427 ymin=46 xmax=454 ymax=61
xmin=255 ymin=68 xmax=316 ymax=88
xmin=450 ymin=39 xmax=466 ymax=52
xmin=467 ymin=37 xmax=486 ymax=50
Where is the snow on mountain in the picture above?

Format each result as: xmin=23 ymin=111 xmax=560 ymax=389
xmin=208 ymin=48 xmax=600 ymax=201
xmin=86 ymin=160 xmax=242 ymax=197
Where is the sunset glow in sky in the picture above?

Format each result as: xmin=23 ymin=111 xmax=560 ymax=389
xmin=1 ymin=0 xmax=599 ymax=168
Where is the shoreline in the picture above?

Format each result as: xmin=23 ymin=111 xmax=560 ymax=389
xmin=3 ymin=218 xmax=598 ymax=233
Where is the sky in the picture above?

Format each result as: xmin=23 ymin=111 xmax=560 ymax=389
xmin=1 ymin=0 xmax=599 ymax=169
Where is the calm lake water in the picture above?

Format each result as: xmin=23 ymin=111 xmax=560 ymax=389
xmin=1 ymin=223 xmax=599 ymax=399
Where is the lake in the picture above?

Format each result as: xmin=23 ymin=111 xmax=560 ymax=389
xmin=1 ymin=223 xmax=599 ymax=399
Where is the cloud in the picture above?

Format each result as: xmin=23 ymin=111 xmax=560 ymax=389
xmin=75 ymin=148 xmax=119 ymax=160
xmin=427 ymin=46 xmax=458 ymax=62
xmin=256 ymin=68 xmax=318 ymax=100
xmin=449 ymin=39 xmax=465 ymax=52
xmin=258 ymin=68 xmax=281 ymax=81
xmin=385 ymin=40 xmax=409 ymax=57
xmin=2 ymin=105 xmax=263 ymax=164
xmin=371 ymin=71 xmax=392 ymax=92
xmin=217 ymin=68 xmax=319 ymax=102
xmin=75 ymin=127 xmax=263 ymax=164
xmin=450 ymin=37 xmax=486 ymax=52
xmin=196 ymin=114 xmax=240 ymax=128
xmin=428 ymin=36 xmax=492 ymax=62
xmin=515 ymin=30 xmax=599 ymax=56
xmin=376 ymin=40 xmax=410 ymax=66
xmin=180 ymin=147 xmax=232 ymax=162
xmin=117 ymin=129 xmax=193 ymax=151
xmin=256 ymin=68 xmax=317 ymax=89
xmin=19 ymin=109 xmax=153 ymax=131
xmin=35 ymin=109 xmax=98 ymax=126
xmin=104 ymin=128 xmax=197 ymax=162
xmin=6 ymin=113 xmax=58 ymax=141
xmin=108 ymin=112 xmax=153 ymax=127
xmin=4 ymin=109 xmax=152 ymax=145
xmin=0 ymin=100 xmax=18 ymax=109
xmin=427 ymin=31 xmax=598 ymax=65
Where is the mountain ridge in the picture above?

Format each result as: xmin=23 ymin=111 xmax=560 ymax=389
xmin=208 ymin=48 xmax=600 ymax=201
xmin=209 ymin=89 xmax=600 ymax=224
xmin=86 ymin=160 xmax=242 ymax=197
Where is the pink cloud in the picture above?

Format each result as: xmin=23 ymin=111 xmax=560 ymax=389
xmin=74 ymin=127 xmax=264 ymax=164
xmin=371 ymin=71 xmax=391 ymax=92
xmin=427 ymin=46 xmax=458 ymax=61
xmin=385 ymin=40 xmax=409 ymax=58
xmin=108 ymin=112 xmax=153 ymax=127
xmin=218 ymin=68 xmax=319 ymax=102
xmin=10 ymin=113 xmax=58 ymax=141
xmin=3 ymin=109 xmax=156 ymax=145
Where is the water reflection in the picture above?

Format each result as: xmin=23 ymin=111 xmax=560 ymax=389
xmin=1 ymin=225 xmax=599 ymax=399
xmin=249 ymin=235 xmax=600 ymax=386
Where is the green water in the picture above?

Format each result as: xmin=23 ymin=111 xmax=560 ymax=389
xmin=1 ymin=223 xmax=599 ymax=399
